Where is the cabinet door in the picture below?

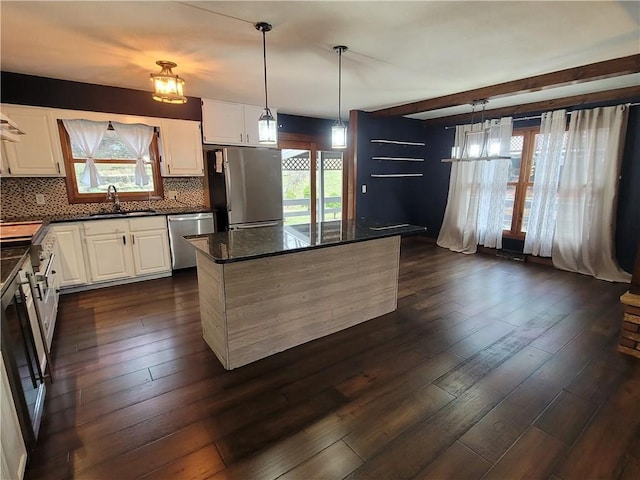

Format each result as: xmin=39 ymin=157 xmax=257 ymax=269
xmin=53 ymin=224 xmax=88 ymax=287
xmin=84 ymin=233 xmax=133 ymax=283
xmin=160 ymin=119 xmax=204 ymax=176
xmin=1 ymin=106 xmax=65 ymax=176
xmin=0 ymin=357 xmax=28 ymax=480
xmin=131 ymin=229 xmax=171 ymax=276
xmin=201 ymin=99 xmax=244 ymax=145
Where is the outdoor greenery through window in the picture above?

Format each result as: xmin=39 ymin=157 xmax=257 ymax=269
xmin=281 ymin=149 xmax=342 ymax=225
xmin=59 ymin=121 xmax=163 ymax=204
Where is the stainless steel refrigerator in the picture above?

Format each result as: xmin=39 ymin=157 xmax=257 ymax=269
xmin=207 ymin=147 xmax=283 ymax=231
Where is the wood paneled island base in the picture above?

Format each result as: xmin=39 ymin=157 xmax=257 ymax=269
xmin=195 ymin=235 xmax=400 ymax=369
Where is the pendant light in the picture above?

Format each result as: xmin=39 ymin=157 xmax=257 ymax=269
xmin=150 ymin=61 xmax=187 ymax=104
xmin=442 ymin=100 xmax=511 ymax=162
xmin=255 ymin=22 xmax=277 ymax=144
xmin=331 ymin=45 xmax=348 ymax=149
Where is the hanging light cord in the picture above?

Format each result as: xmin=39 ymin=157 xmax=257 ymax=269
xmin=262 ymin=27 xmax=269 ymax=110
xmin=338 ymin=48 xmax=342 ymax=123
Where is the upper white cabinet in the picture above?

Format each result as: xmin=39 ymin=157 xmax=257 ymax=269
xmin=201 ymin=99 xmax=277 ymax=147
xmin=159 ymin=119 xmax=204 ymax=177
xmin=0 ymin=105 xmax=65 ymax=177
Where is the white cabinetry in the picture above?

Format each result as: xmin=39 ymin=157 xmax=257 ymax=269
xmin=201 ymin=99 xmax=277 ymax=147
xmin=0 ymin=105 xmax=65 ymax=176
xmin=130 ymin=217 xmax=171 ymax=275
xmin=159 ymin=119 xmax=204 ymax=176
xmin=82 ymin=216 xmax=171 ymax=285
xmin=52 ymin=224 xmax=88 ymax=287
xmin=84 ymin=219 xmax=134 ymax=283
xmin=0 ymin=357 xmax=27 ymax=480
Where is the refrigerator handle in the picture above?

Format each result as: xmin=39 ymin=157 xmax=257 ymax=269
xmin=223 ymin=157 xmax=232 ymax=212
xmin=232 ymin=221 xmax=280 ymax=229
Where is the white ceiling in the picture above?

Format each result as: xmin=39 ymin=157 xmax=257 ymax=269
xmin=1 ymin=1 xmax=639 ymax=120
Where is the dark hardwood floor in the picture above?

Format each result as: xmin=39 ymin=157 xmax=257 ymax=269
xmin=25 ymin=240 xmax=640 ymax=480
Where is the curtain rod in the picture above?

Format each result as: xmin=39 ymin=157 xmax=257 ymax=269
xmin=442 ymin=102 xmax=640 ymax=129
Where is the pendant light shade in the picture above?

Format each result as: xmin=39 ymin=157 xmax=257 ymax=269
xmin=150 ymin=61 xmax=187 ymax=104
xmin=331 ymin=45 xmax=348 ymax=149
xmin=256 ymin=22 xmax=277 ymax=144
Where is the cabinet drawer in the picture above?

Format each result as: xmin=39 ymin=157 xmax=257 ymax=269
xmin=83 ymin=219 xmax=129 ymax=236
xmin=129 ymin=216 xmax=167 ymax=232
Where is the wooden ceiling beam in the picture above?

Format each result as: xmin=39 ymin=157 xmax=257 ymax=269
xmin=370 ymin=54 xmax=640 ymax=118
xmin=422 ymin=85 xmax=640 ymax=127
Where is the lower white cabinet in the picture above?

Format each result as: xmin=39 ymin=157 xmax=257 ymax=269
xmin=83 ymin=219 xmax=132 ymax=282
xmin=52 ymin=223 xmax=88 ymax=287
xmin=130 ymin=218 xmax=171 ymax=275
xmin=0 ymin=357 xmax=27 ymax=480
xmin=53 ymin=216 xmax=172 ymax=290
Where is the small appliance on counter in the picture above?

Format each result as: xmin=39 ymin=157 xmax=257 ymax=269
xmin=206 ymin=147 xmax=283 ymax=231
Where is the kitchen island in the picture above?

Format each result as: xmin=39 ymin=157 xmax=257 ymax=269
xmin=186 ymin=220 xmax=426 ymax=370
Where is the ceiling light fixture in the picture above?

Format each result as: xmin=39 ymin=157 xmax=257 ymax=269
xmin=150 ymin=61 xmax=187 ymax=104
xmin=331 ymin=45 xmax=348 ymax=149
xmin=255 ymin=21 xmax=277 ymax=145
xmin=443 ymin=100 xmax=511 ymax=162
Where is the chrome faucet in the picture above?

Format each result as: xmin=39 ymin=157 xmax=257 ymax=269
xmin=106 ymin=185 xmax=121 ymax=212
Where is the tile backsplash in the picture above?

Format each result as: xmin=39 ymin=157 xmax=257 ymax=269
xmin=1 ymin=176 xmax=205 ymax=219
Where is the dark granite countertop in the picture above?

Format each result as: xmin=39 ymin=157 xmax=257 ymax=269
xmin=0 ymin=246 xmax=30 ymax=295
xmin=185 ymin=220 xmax=426 ymax=264
xmin=1 ymin=206 xmax=212 ymax=224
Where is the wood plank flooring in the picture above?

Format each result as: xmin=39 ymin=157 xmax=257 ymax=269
xmin=25 ymin=240 xmax=640 ymax=480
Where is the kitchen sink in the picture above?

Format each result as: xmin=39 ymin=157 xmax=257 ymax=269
xmin=88 ymin=209 xmax=157 ymax=219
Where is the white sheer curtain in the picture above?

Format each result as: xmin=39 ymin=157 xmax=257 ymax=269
xmin=62 ymin=119 xmax=109 ymax=187
xmin=523 ymin=110 xmax=567 ymax=256
xmin=111 ymin=122 xmax=154 ymax=186
xmin=552 ymin=104 xmax=630 ymax=282
xmin=437 ymin=117 xmax=512 ymax=254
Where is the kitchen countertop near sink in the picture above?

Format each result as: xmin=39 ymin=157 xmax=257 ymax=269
xmin=1 ymin=206 xmax=212 ymax=224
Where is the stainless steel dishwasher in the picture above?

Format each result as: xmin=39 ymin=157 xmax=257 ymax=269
xmin=167 ymin=212 xmax=216 ymax=269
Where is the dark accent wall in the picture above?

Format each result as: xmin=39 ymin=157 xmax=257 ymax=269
xmin=356 ymin=105 xmax=640 ymax=273
xmin=355 ymin=112 xmax=429 ymax=226
xmin=616 ymin=106 xmax=640 ymax=273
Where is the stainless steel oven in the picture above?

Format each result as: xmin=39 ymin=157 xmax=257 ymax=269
xmin=1 ymin=266 xmax=47 ymax=448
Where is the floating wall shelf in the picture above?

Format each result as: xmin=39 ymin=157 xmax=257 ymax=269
xmin=370 ymin=173 xmax=423 ymax=178
xmin=370 ymin=139 xmax=426 ymax=146
xmin=372 ymin=156 xmax=424 ymax=162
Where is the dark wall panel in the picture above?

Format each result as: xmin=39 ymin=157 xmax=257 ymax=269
xmin=1 ymin=72 xmax=328 ymax=135
xmin=616 ymin=106 xmax=640 ymax=273
xmin=277 ymin=113 xmax=337 ymax=136
xmin=355 ymin=112 xmax=428 ymax=226
xmin=1 ymin=72 xmax=202 ymax=121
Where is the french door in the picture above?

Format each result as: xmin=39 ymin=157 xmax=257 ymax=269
xmin=280 ymin=140 xmax=343 ymax=225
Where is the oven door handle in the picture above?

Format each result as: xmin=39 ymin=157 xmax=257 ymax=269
xmin=36 ymin=252 xmax=56 ymax=289
xmin=26 ymin=272 xmax=55 ymax=382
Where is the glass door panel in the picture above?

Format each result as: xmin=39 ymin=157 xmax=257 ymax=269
xmin=282 ymin=149 xmax=311 ymax=225
xmin=316 ymin=151 xmax=343 ymax=222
